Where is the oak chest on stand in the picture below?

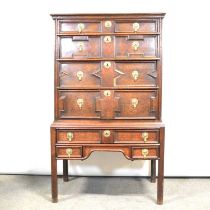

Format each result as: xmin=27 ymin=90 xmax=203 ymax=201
xmin=50 ymin=13 xmax=165 ymax=204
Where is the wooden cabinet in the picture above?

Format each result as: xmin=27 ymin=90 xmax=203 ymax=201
xmin=50 ymin=13 xmax=165 ymax=204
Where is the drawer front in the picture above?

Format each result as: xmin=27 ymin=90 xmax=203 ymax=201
xmin=115 ymin=130 xmax=159 ymax=143
xmin=58 ymin=90 xmax=158 ymax=119
xmin=59 ymin=62 xmax=101 ymax=88
xmin=114 ymin=62 xmax=157 ymax=87
xmin=56 ymin=146 xmax=82 ymax=158
xmin=60 ymin=37 xmax=101 ymax=59
xmin=115 ymin=20 xmax=157 ymax=33
xmin=115 ymin=35 xmax=157 ymax=58
xmin=58 ymin=91 xmax=100 ymax=119
xmin=60 ymin=21 xmax=101 ymax=33
xmin=115 ymin=90 xmax=158 ymax=119
xmin=57 ymin=130 xmax=101 ymax=144
xmin=132 ymin=147 xmax=159 ymax=159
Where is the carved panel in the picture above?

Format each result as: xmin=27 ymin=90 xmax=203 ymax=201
xmin=59 ymin=63 xmax=101 ymax=88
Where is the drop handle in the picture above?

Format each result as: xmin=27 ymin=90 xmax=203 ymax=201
xmin=66 ymin=148 xmax=73 ymax=158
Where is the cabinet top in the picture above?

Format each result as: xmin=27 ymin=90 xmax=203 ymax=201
xmin=51 ymin=13 xmax=166 ymax=20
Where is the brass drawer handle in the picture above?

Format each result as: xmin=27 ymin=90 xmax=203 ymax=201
xmin=66 ymin=148 xmax=73 ymax=157
xmin=103 ymin=130 xmax=111 ymax=137
xmin=77 ymin=98 xmax=84 ymax=109
xmin=133 ymin=22 xmax=140 ymax=32
xmin=76 ymin=71 xmax=84 ymax=81
xmin=132 ymin=41 xmax=139 ymax=51
xmin=142 ymin=132 xmax=148 ymax=142
xmin=131 ymin=98 xmax=138 ymax=108
xmin=104 ymin=61 xmax=111 ymax=69
xmin=78 ymin=42 xmax=84 ymax=52
xmin=105 ymin=21 xmax=112 ymax=28
xmin=132 ymin=70 xmax=139 ymax=81
xmin=142 ymin=149 xmax=149 ymax=158
xmin=104 ymin=90 xmax=111 ymax=97
xmin=104 ymin=36 xmax=112 ymax=43
xmin=67 ymin=132 xmax=73 ymax=141
xmin=77 ymin=23 xmax=85 ymax=33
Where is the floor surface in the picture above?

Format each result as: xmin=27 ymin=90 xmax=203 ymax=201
xmin=0 ymin=175 xmax=210 ymax=210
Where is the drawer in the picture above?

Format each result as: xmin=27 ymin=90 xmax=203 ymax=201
xmin=115 ymin=35 xmax=157 ymax=58
xmin=58 ymin=90 xmax=158 ymax=119
xmin=115 ymin=130 xmax=159 ymax=143
xmin=114 ymin=61 xmax=157 ymax=87
xmin=132 ymin=147 xmax=159 ymax=159
xmin=115 ymin=20 xmax=157 ymax=33
xmin=59 ymin=21 xmax=102 ymax=33
xmin=60 ymin=36 xmax=101 ymax=59
xmin=58 ymin=90 xmax=100 ymax=119
xmin=59 ymin=62 xmax=101 ymax=88
xmin=56 ymin=146 xmax=82 ymax=159
xmin=115 ymin=90 xmax=158 ymax=119
xmin=57 ymin=130 xmax=101 ymax=144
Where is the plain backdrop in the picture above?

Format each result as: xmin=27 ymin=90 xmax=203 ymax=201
xmin=0 ymin=0 xmax=210 ymax=176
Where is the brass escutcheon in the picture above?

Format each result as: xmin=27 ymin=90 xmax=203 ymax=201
xmin=132 ymin=41 xmax=140 ymax=51
xmin=142 ymin=132 xmax=149 ymax=142
xmin=104 ymin=90 xmax=111 ymax=97
xmin=77 ymin=23 xmax=85 ymax=33
xmin=103 ymin=130 xmax=111 ymax=137
xmin=67 ymin=132 xmax=73 ymax=141
xmin=132 ymin=70 xmax=139 ymax=81
xmin=133 ymin=22 xmax=140 ymax=32
xmin=104 ymin=61 xmax=111 ymax=69
xmin=131 ymin=98 xmax=139 ymax=108
xmin=77 ymin=98 xmax=84 ymax=109
xmin=66 ymin=148 xmax=73 ymax=158
xmin=104 ymin=36 xmax=112 ymax=43
xmin=142 ymin=149 xmax=149 ymax=158
xmin=76 ymin=71 xmax=84 ymax=81
xmin=105 ymin=21 xmax=112 ymax=28
xmin=78 ymin=42 xmax=84 ymax=52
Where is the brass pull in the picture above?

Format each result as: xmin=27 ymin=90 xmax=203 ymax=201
xmin=105 ymin=21 xmax=112 ymax=28
xmin=142 ymin=132 xmax=148 ymax=142
xmin=132 ymin=70 xmax=139 ymax=81
xmin=104 ymin=36 xmax=112 ymax=43
xmin=104 ymin=90 xmax=111 ymax=97
xmin=131 ymin=98 xmax=138 ymax=108
xmin=67 ymin=132 xmax=73 ymax=141
xmin=77 ymin=98 xmax=84 ymax=109
xmin=76 ymin=71 xmax=84 ymax=81
xmin=77 ymin=23 xmax=85 ymax=33
xmin=142 ymin=149 xmax=149 ymax=158
xmin=78 ymin=42 xmax=84 ymax=52
xmin=104 ymin=61 xmax=111 ymax=69
xmin=133 ymin=22 xmax=140 ymax=32
xmin=66 ymin=148 xmax=73 ymax=158
xmin=132 ymin=41 xmax=139 ymax=51
xmin=103 ymin=130 xmax=111 ymax=137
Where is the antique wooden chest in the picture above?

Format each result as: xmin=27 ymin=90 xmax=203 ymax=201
xmin=50 ymin=13 xmax=165 ymax=204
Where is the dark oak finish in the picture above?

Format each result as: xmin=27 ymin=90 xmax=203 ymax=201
xmin=50 ymin=13 xmax=165 ymax=204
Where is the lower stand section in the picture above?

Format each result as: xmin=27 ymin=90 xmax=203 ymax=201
xmin=50 ymin=123 xmax=165 ymax=204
